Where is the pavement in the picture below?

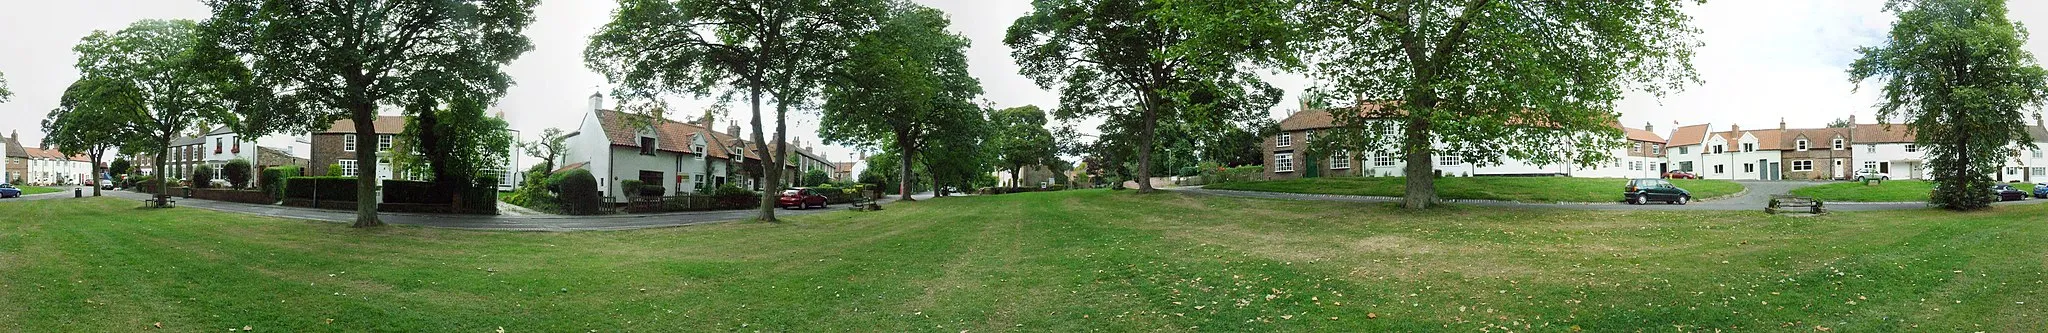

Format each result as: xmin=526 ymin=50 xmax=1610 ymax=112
xmin=1171 ymin=180 xmax=2048 ymax=212
xmin=0 ymin=188 xmax=932 ymax=231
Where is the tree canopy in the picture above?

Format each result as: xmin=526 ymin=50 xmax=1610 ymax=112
xmin=1005 ymin=0 xmax=1293 ymax=193
xmin=203 ymin=0 xmax=541 ymax=227
xmin=821 ymin=1 xmax=983 ymax=200
xmin=991 ymin=106 xmax=1059 ymax=188
xmin=43 ymin=77 xmax=138 ymax=196
xmin=1850 ymin=0 xmax=2048 ymax=210
xmin=1299 ymin=0 xmax=1702 ymax=209
xmin=587 ymin=0 xmax=886 ymax=221
xmin=70 ymin=19 xmax=244 ymax=206
xmin=522 ymin=127 xmax=571 ymax=173
xmin=0 ymin=70 xmax=12 ymax=102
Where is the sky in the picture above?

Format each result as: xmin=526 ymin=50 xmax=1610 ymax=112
xmin=5 ymin=1 xmax=2048 ymax=170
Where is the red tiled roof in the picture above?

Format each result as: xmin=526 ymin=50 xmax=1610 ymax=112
xmin=320 ymin=116 xmax=409 ymax=134
xmin=1622 ymin=127 xmax=1665 ymax=143
xmin=1665 ymin=124 xmax=1710 ymax=147
xmin=1852 ymin=124 xmax=1916 ymax=144
xmin=553 ymin=161 xmax=589 ymax=174
xmin=1782 ymin=128 xmax=1850 ymax=149
xmin=1706 ymin=128 xmax=1786 ymax=150
xmin=594 ymin=109 xmax=774 ymax=161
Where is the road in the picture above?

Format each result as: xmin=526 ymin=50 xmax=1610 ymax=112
xmin=1172 ymin=181 xmax=2048 ymax=212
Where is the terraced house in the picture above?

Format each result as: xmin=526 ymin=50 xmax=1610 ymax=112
xmin=561 ymin=93 xmax=835 ymax=202
xmin=1262 ymin=104 xmax=1651 ymax=179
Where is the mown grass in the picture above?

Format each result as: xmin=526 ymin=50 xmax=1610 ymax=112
xmin=2 ymin=191 xmax=2044 ymax=331
xmin=1205 ymin=176 xmax=1745 ymax=203
xmin=15 ymin=186 xmax=63 ymax=195
xmin=1793 ymin=180 xmax=2039 ymax=202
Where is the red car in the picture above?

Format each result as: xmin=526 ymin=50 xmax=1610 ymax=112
xmin=778 ymin=188 xmax=828 ymax=209
xmin=1663 ymin=171 xmax=1700 ymax=179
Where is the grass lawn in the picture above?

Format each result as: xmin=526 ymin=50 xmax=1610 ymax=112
xmin=1792 ymin=180 xmax=2039 ymax=202
xmin=3 ymin=191 xmax=2045 ymax=331
xmin=15 ymin=186 xmax=63 ymax=195
xmin=1205 ymin=176 xmax=1745 ymax=203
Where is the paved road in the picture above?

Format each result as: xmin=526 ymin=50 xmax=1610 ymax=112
xmin=1173 ymin=181 xmax=2048 ymax=212
xmin=2 ymin=189 xmax=931 ymax=231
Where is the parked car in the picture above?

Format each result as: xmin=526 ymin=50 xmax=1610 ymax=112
xmin=0 ymin=184 xmax=19 ymax=198
xmin=1624 ymin=178 xmax=1691 ymax=205
xmin=1663 ymin=171 xmax=1700 ymax=179
xmin=778 ymin=187 xmax=829 ymax=209
xmin=2034 ymin=183 xmax=2048 ymax=199
xmin=1852 ymin=168 xmax=1890 ymax=181
xmin=1992 ymin=184 xmax=2028 ymax=201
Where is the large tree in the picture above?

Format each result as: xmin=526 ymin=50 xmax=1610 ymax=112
xmin=400 ymin=96 xmax=514 ymax=208
xmin=522 ymin=127 xmax=571 ymax=173
xmin=202 ymin=0 xmax=540 ymax=227
xmin=1006 ymin=0 xmax=1293 ymax=193
xmin=0 ymin=70 xmax=12 ymax=102
xmin=71 ymin=19 xmax=244 ymax=207
xmin=1851 ymin=0 xmax=2048 ymax=210
xmin=43 ymin=78 xmax=137 ymax=196
xmin=587 ymin=0 xmax=884 ymax=222
xmin=820 ymin=2 xmax=982 ymax=201
xmin=1300 ymin=0 xmax=1702 ymax=209
xmin=991 ymin=106 xmax=1059 ymax=189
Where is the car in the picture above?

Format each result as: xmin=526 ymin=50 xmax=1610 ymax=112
xmin=2035 ymin=183 xmax=2048 ymax=199
xmin=0 ymin=184 xmax=20 ymax=198
xmin=1852 ymin=168 xmax=1890 ymax=181
xmin=1624 ymin=178 xmax=1691 ymax=205
xmin=1662 ymin=170 xmax=1700 ymax=179
xmin=1992 ymin=184 xmax=2028 ymax=201
xmin=778 ymin=187 xmax=828 ymax=209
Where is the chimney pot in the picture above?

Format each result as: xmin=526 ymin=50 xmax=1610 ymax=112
xmin=588 ymin=92 xmax=605 ymax=112
xmin=1731 ymin=124 xmax=1740 ymax=132
xmin=1644 ymin=122 xmax=1654 ymax=134
xmin=1779 ymin=118 xmax=1786 ymax=130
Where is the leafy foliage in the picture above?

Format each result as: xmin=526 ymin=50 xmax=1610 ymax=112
xmin=554 ymin=169 xmax=603 ymax=215
xmin=192 ymin=164 xmax=216 ymax=189
xmin=44 ymin=76 xmax=139 ymax=196
xmin=109 ymin=158 xmax=132 ymax=178
xmin=1850 ymin=0 xmax=2048 ymax=210
xmin=260 ymin=166 xmax=298 ymax=199
xmin=400 ymin=97 xmax=514 ymax=187
xmin=69 ymin=19 xmax=244 ymax=205
xmin=203 ymin=0 xmax=540 ymax=227
xmin=802 ymin=170 xmax=832 ymax=188
xmin=821 ymin=2 xmax=983 ymax=200
xmin=224 ymin=159 xmax=253 ymax=189
xmin=522 ymin=127 xmax=571 ymax=173
xmin=991 ymin=106 xmax=1059 ymax=188
xmin=1005 ymin=0 xmax=1293 ymax=192
xmin=0 ymin=70 xmax=11 ymax=102
xmin=1297 ymin=0 xmax=1702 ymax=209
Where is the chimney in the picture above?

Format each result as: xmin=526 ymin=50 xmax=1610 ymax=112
xmin=8 ymin=130 xmax=15 ymax=142
xmin=1849 ymin=115 xmax=1858 ymax=129
xmin=1644 ymin=122 xmax=1654 ymax=134
xmin=727 ymin=121 xmax=740 ymax=137
xmin=1731 ymin=124 xmax=1740 ymax=133
xmin=701 ymin=108 xmax=715 ymax=128
xmin=1779 ymin=118 xmax=1786 ymax=130
xmin=588 ymin=92 xmax=605 ymax=112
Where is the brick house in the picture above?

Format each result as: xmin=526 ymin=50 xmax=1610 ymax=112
xmin=1261 ymin=104 xmax=1631 ymax=179
xmin=3 ymin=131 xmax=25 ymax=184
xmin=309 ymin=116 xmax=408 ymax=180
xmin=1779 ymin=121 xmax=1853 ymax=181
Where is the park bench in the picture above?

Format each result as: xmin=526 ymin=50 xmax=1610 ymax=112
xmin=846 ymin=189 xmax=882 ymax=212
xmin=1766 ymin=195 xmax=1825 ymax=215
xmin=139 ymin=195 xmax=177 ymax=207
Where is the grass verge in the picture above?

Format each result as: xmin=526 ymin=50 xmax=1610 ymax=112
xmin=1205 ymin=176 xmax=1744 ymax=202
xmin=1792 ymin=180 xmax=2039 ymax=202
xmin=16 ymin=186 xmax=63 ymax=195
xmin=1 ymin=191 xmax=2042 ymax=331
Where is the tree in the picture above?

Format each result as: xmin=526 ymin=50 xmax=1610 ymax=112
xmin=802 ymin=169 xmax=832 ymax=187
xmin=1299 ymin=0 xmax=1702 ymax=209
xmin=1006 ymin=0 xmax=1293 ymax=193
xmin=0 ymin=70 xmax=11 ymax=102
xmin=44 ymin=77 xmax=139 ymax=196
xmin=821 ymin=2 xmax=983 ymax=201
xmin=1827 ymin=118 xmax=1853 ymax=128
xmin=109 ymin=158 xmax=132 ymax=180
xmin=587 ymin=0 xmax=886 ymax=222
xmin=203 ymin=0 xmax=541 ymax=227
xmin=224 ymin=159 xmax=253 ymax=189
xmin=1850 ymin=0 xmax=2048 ymax=210
xmin=991 ymin=106 xmax=1058 ymax=189
xmin=70 ymin=20 xmax=243 ymax=206
xmin=522 ymin=127 xmax=571 ymax=173
xmin=921 ymin=112 xmax=993 ymax=196
xmin=401 ymin=97 xmax=514 ymax=206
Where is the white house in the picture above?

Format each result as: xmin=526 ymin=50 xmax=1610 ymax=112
xmin=1572 ymin=124 xmax=1667 ymax=178
xmin=1848 ymin=122 xmax=1929 ymax=180
xmin=562 ymin=93 xmax=753 ymax=201
xmin=1697 ymin=124 xmax=1783 ymax=181
xmin=1998 ymin=124 xmax=2048 ymax=183
xmin=1263 ymin=106 xmax=1650 ymax=179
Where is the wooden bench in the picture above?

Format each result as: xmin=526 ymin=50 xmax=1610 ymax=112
xmin=140 ymin=195 xmax=177 ymax=207
xmin=1766 ymin=195 xmax=1825 ymax=214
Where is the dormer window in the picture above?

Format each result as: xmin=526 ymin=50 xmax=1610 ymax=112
xmin=1795 ymin=139 xmax=1809 ymax=151
xmin=1832 ymin=139 xmax=1845 ymax=150
xmin=639 ymin=137 xmax=657 ymax=155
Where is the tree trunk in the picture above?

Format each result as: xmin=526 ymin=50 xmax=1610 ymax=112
xmin=896 ymin=130 xmax=916 ymax=201
xmin=771 ymin=100 xmax=791 ymax=204
xmin=1400 ymin=117 xmax=1438 ymax=209
xmin=1010 ymin=166 xmax=1021 ymax=190
xmin=350 ymin=104 xmax=385 ymax=227
xmin=90 ymin=154 xmax=102 ymax=197
xmin=1135 ymin=92 xmax=1160 ymax=193
xmin=153 ymin=142 xmax=169 ymax=207
xmin=747 ymin=86 xmax=778 ymax=222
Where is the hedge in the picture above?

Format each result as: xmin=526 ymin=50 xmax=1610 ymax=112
xmin=382 ymin=180 xmax=450 ymax=204
xmin=260 ymin=166 xmax=299 ymax=199
xmin=224 ymin=159 xmax=253 ymax=189
xmin=556 ymin=169 xmax=603 ymax=215
xmin=191 ymin=165 xmax=216 ymax=189
xmin=191 ymin=188 xmax=274 ymax=204
xmin=284 ymin=177 xmax=359 ymax=201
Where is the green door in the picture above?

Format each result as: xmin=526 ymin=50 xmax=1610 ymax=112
xmin=1303 ymin=153 xmax=1321 ymax=178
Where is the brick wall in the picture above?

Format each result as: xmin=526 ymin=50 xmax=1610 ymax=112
xmin=309 ymin=134 xmax=346 ymax=176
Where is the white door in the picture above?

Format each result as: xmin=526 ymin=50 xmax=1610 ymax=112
xmin=376 ymin=158 xmax=393 ymax=180
xmin=1832 ymin=159 xmax=1845 ymax=180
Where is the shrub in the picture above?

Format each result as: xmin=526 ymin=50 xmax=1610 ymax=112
xmin=326 ymin=164 xmax=344 ymax=177
xmin=639 ymin=185 xmax=667 ymax=197
xmin=191 ymin=165 xmax=216 ymax=189
xmin=711 ymin=183 xmax=760 ymax=209
xmin=620 ymin=179 xmax=645 ymax=197
xmin=283 ymin=177 xmax=358 ymax=201
xmin=132 ymin=175 xmax=160 ymax=193
xmin=555 ymin=169 xmax=602 ymax=215
xmin=382 ymin=180 xmax=449 ymax=204
xmin=259 ymin=166 xmax=299 ymax=199
xmin=803 ymin=169 xmax=831 ymax=187
xmin=223 ymin=159 xmax=253 ymax=189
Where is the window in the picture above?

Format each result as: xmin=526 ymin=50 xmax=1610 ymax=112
xmin=1439 ymin=155 xmax=1462 ymax=166
xmin=1712 ymin=145 xmax=1724 ymax=154
xmin=1791 ymin=160 xmax=1813 ymax=171
xmin=215 ymin=138 xmax=224 ymax=154
xmin=639 ymin=137 xmax=657 ymax=155
xmin=1863 ymin=161 xmax=1877 ymax=171
xmin=693 ymin=174 xmax=706 ymax=191
xmin=1329 ymin=151 xmax=1350 ymax=169
xmin=1303 ymin=130 xmax=1314 ymax=143
xmin=1795 ymin=139 xmax=1809 ymax=151
xmin=1678 ymin=161 xmax=1694 ymax=172
xmin=1867 ymin=144 xmax=1877 ymax=153
xmin=1628 ymin=161 xmax=1642 ymax=171
xmin=338 ymin=159 xmax=358 ymax=177
xmin=2034 ymin=167 xmax=2047 ymax=176
xmin=2008 ymin=168 xmax=2021 ymax=176
xmin=1904 ymin=144 xmax=1917 ymax=153
xmin=1652 ymin=144 xmax=1663 ymax=154
xmin=377 ymin=135 xmax=394 ymax=152
xmin=1274 ymin=153 xmax=1294 ymax=172
xmin=2036 ymin=150 xmax=2045 ymax=158
xmin=1741 ymin=143 xmax=1755 ymax=152
xmin=1634 ymin=142 xmax=1644 ymax=153
xmin=1678 ymin=147 xmax=1689 ymax=155
xmin=343 ymin=134 xmax=357 ymax=151
xmin=1713 ymin=164 xmax=1725 ymax=174
xmin=1832 ymin=139 xmax=1845 ymax=150
xmin=1374 ymin=154 xmax=1395 ymax=167
xmin=1743 ymin=163 xmax=1755 ymax=173
xmin=1276 ymin=132 xmax=1292 ymax=147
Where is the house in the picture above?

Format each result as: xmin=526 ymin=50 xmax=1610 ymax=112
xmin=1697 ymin=123 xmax=1785 ymax=180
xmin=1261 ymin=104 xmax=1623 ymax=180
xmin=832 ymin=161 xmax=858 ymax=182
xmin=1999 ymin=121 xmax=2048 ymax=183
xmin=3 ymin=131 xmax=25 ymax=184
xmin=1779 ymin=122 xmax=1853 ymax=181
xmin=1572 ymin=123 xmax=1667 ymax=178
xmin=1849 ymin=120 xmax=1928 ymax=180
xmin=1661 ymin=123 xmax=1711 ymax=176
xmin=782 ymin=139 xmax=837 ymax=187
xmin=563 ymin=93 xmax=748 ymax=201
xmin=309 ymin=116 xmax=407 ymax=180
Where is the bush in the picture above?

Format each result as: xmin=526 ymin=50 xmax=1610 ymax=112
xmin=224 ymin=159 xmax=253 ymax=189
xmin=555 ymin=169 xmax=602 ymax=215
xmin=639 ymin=185 xmax=667 ymax=197
xmin=283 ymin=177 xmax=358 ymax=201
xmin=132 ymin=175 xmax=160 ymax=194
xmin=190 ymin=165 xmax=216 ymax=189
xmin=326 ymin=163 xmax=344 ymax=177
xmin=260 ymin=166 xmax=299 ymax=199
xmin=803 ymin=169 xmax=831 ymax=187
xmin=620 ymin=179 xmax=644 ymax=196
xmin=382 ymin=180 xmax=449 ymax=204
xmin=712 ymin=183 xmax=760 ymax=209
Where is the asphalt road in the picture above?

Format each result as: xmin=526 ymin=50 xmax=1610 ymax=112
xmin=1173 ymin=181 xmax=2048 ymax=212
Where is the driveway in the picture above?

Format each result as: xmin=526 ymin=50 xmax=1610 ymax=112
xmin=1174 ymin=181 xmax=2047 ymax=212
xmin=7 ymin=190 xmax=929 ymax=231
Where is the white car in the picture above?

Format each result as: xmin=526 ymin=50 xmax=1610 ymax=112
xmin=1852 ymin=168 xmax=1890 ymax=181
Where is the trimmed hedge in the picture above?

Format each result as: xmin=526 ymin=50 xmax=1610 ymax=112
xmin=556 ymin=169 xmax=602 ymax=215
xmin=712 ymin=184 xmax=761 ymax=209
xmin=382 ymin=180 xmax=450 ymax=204
xmin=191 ymin=165 xmax=216 ymax=189
xmin=191 ymin=188 xmax=273 ymax=204
xmin=284 ymin=177 xmax=359 ymax=201
xmin=259 ymin=166 xmax=299 ymax=199
xmin=224 ymin=159 xmax=253 ymax=189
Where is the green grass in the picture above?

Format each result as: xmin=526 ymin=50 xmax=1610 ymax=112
xmin=3 ymin=191 xmax=2045 ymax=331
xmin=15 ymin=186 xmax=62 ymax=195
xmin=1205 ymin=176 xmax=1745 ymax=203
xmin=1793 ymin=180 xmax=2040 ymax=202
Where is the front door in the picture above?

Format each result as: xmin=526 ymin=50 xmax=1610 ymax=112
xmin=1302 ymin=153 xmax=1321 ymax=178
xmin=1832 ymin=159 xmax=1845 ymax=180
xmin=1878 ymin=162 xmax=1891 ymax=174
xmin=375 ymin=158 xmax=393 ymax=181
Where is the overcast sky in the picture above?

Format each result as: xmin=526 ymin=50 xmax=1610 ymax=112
xmin=7 ymin=1 xmax=2048 ymax=169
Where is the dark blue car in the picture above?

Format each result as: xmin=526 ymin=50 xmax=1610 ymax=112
xmin=0 ymin=184 xmax=21 ymax=198
xmin=2035 ymin=183 xmax=2048 ymax=199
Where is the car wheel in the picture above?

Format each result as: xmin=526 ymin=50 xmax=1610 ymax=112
xmin=1632 ymin=195 xmax=1644 ymax=205
xmin=1677 ymin=196 xmax=1689 ymax=205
